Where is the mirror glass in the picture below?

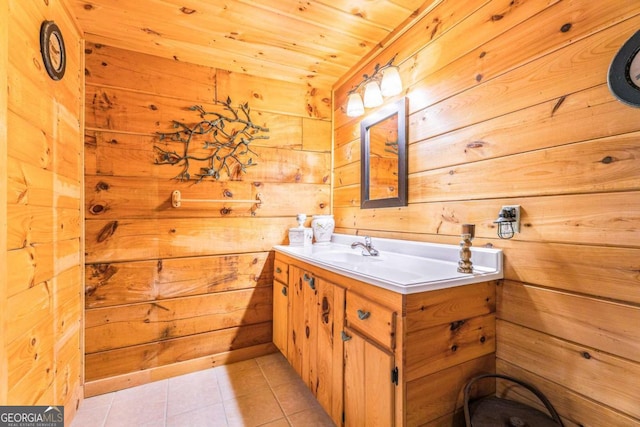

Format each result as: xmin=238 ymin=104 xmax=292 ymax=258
xmin=360 ymin=98 xmax=407 ymax=209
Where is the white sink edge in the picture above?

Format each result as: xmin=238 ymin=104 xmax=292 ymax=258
xmin=273 ymin=234 xmax=503 ymax=295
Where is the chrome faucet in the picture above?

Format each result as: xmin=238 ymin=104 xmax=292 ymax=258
xmin=351 ymin=236 xmax=379 ymax=256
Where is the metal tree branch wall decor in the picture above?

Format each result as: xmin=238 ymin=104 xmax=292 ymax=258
xmin=154 ymin=97 xmax=269 ymax=182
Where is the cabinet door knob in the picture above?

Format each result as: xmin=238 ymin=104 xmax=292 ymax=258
xmin=303 ymin=273 xmax=316 ymax=290
xmin=281 ymin=286 xmax=287 ymax=296
xmin=341 ymin=331 xmax=352 ymax=341
xmin=357 ymin=309 xmax=371 ymax=320
xmin=276 ymin=267 xmax=282 ymax=274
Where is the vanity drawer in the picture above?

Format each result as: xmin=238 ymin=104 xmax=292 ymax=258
xmin=274 ymin=259 xmax=289 ymax=284
xmin=346 ymin=291 xmax=396 ymax=349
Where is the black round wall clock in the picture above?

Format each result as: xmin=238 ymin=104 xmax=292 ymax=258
xmin=608 ymin=30 xmax=640 ymax=107
xmin=40 ymin=20 xmax=66 ymax=81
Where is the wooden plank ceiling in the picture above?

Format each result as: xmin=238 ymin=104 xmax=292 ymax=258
xmin=68 ymin=0 xmax=435 ymax=89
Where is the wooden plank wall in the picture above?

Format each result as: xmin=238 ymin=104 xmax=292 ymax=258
xmin=83 ymin=42 xmax=332 ymax=394
xmin=333 ymin=0 xmax=640 ymax=424
xmin=0 ymin=0 xmax=8 ymax=406
xmin=2 ymin=0 xmax=84 ymax=422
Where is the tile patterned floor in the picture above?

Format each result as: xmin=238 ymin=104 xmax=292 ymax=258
xmin=71 ymin=352 xmax=336 ymax=427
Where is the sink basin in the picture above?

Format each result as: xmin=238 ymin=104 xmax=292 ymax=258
xmin=348 ymin=252 xmax=466 ymax=283
xmin=274 ymin=234 xmax=503 ymax=294
xmin=314 ymin=251 xmax=383 ymax=264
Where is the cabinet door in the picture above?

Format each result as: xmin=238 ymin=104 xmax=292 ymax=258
xmin=313 ymin=278 xmax=345 ymax=425
xmin=272 ymin=280 xmax=288 ymax=355
xmin=287 ymin=267 xmax=345 ymax=426
xmin=287 ymin=265 xmax=316 ymax=380
xmin=343 ymin=328 xmax=395 ymax=427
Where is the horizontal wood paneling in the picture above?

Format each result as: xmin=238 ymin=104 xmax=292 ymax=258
xmin=407 ymin=15 xmax=640 ymax=137
xmin=7 ymin=205 xmax=81 ymax=250
xmin=405 ymin=0 xmax=640 ymax=115
xmin=86 ymin=252 xmax=273 ymax=308
xmin=497 ymin=321 xmax=640 ymax=420
xmin=405 ymin=313 xmax=496 ymax=382
xmin=408 ymin=84 xmax=640 ymax=172
xmin=7 ymin=239 xmax=80 ymax=297
xmin=334 ymin=138 xmax=359 ymax=169
xmin=84 ymin=42 xmax=332 ymax=389
xmin=84 ymin=42 xmax=216 ymax=103
xmin=405 ymin=354 xmax=495 ymax=426
xmin=216 ymin=70 xmax=332 ymax=119
xmin=334 ymin=162 xmax=359 ymax=189
xmin=500 ymin=240 xmax=640 ymax=304
xmin=3 ymin=0 xmax=83 ymax=416
xmin=333 ymin=0 xmax=640 ymax=422
xmin=85 ymin=131 xmax=331 ymax=183
xmin=7 ymin=341 xmax=55 ymax=405
xmin=7 ymin=157 xmax=81 ymax=209
xmin=497 ymin=359 xmax=640 ymax=427
xmin=85 ymin=84 xmax=323 ymax=135
xmin=334 ymin=0 xmax=491 ymax=125
xmin=85 ymin=322 xmax=272 ymax=381
xmin=409 ymin=133 xmax=640 ymax=202
xmin=86 ymin=287 xmax=272 ymax=352
xmin=6 ymin=316 xmax=55 ymax=403
xmin=405 ymin=281 xmax=496 ymax=333
xmin=85 ymin=217 xmax=291 ymax=263
xmin=0 ymin=0 xmax=7 ymax=404
xmin=84 ymin=177 xmax=329 ymax=219
xmin=334 ymin=191 xmax=640 ymax=245
xmin=498 ymin=280 xmax=640 ymax=363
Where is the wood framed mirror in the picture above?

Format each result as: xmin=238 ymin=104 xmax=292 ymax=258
xmin=360 ymin=98 xmax=408 ymax=209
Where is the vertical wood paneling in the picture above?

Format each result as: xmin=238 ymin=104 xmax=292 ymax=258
xmin=333 ymin=0 xmax=640 ymax=423
xmin=84 ymin=41 xmax=332 ymax=393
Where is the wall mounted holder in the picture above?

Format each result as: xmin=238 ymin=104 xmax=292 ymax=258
xmin=494 ymin=205 xmax=520 ymax=239
xmin=171 ymin=190 xmax=263 ymax=210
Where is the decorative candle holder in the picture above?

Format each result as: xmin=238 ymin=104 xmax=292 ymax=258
xmin=457 ymin=224 xmax=475 ymax=273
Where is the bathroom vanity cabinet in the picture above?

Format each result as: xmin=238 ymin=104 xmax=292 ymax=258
xmin=273 ymin=252 xmax=498 ymax=426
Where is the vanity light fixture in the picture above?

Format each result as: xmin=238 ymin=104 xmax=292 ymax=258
xmin=346 ymin=92 xmax=365 ymax=117
xmin=345 ymin=54 xmax=403 ymax=117
xmin=494 ymin=205 xmax=521 ymax=239
xmin=363 ymin=80 xmax=384 ymax=108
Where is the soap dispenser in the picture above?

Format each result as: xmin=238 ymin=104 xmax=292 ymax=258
xmin=288 ymin=214 xmax=313 ymax=246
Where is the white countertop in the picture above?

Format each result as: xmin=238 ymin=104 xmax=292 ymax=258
xmin=273 ymin=234 xmax=503 ymax=294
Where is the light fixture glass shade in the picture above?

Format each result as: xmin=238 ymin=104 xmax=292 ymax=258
xmin=380 ymin=66 xmax=403 ymax=97
xmin=346 ymin=92 xmax=365 ymax=117
xmin=363 ymin=81 xmax=384 ymax=108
